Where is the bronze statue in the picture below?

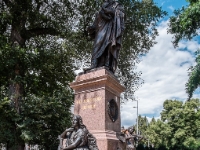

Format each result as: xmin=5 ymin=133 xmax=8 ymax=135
xmin=117 ymin=126 xmax=144 ymax=150
xmin=87 ymin=0 xmax=125 ymax=73
xmin=124 ymin=126 xmax=143 ymax=150
xmin=59 ymin=114 xmax=98 ymax=150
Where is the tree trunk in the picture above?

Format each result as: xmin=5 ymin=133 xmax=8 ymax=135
xmin=17 ymin=144 xmax=25 ymax=150
xmin=7 ymin=144 xmax=25 ymax=150
xmin=9 ymin=64 xmax=23 ymax=114
xmin=9 ymin=27 xmax=26 ymax=150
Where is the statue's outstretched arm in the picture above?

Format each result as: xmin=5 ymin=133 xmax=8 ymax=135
xmin=62 ymin=136 xmax=82 ymax=150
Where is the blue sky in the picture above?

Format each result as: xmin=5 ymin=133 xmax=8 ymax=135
xmin=121 ymin=0 xmax=200 ymax=128
xmin=155 ymin=0 xmax=188 ymax=15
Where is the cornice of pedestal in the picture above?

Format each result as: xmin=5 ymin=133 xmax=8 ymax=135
xmin=70 ymin=67 xmax=126 ymax=94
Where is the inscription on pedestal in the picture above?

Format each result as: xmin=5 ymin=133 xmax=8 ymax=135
xmin=75 ymin=96 xmax=102 ymax=110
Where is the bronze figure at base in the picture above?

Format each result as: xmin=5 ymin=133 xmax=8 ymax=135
xmin=58 ymin=115 xmax=98 ymax=150
xmin=117 ymin=126 xmax=144 ymax=150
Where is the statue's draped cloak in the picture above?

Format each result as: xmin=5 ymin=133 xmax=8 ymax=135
xmin=91 ymin=1 xmax=125 ymax=72
xmin=67 ymin=128 xmax=89 ymax=150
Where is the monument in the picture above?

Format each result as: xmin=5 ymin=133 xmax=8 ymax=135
xmin=59 ymin=0 xmax=126 ymax=149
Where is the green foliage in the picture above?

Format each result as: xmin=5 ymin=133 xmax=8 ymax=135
xmin=138 ymin=115 xmax=149 ymax=136
xmin=0 ymin=89 xmax=73 ymax=149
xmin=168 ymin=0 xmax=200 ymax=47
xmin=18 ymin=90 xmax=73 ymax=149
xmin=0 ymin=0 xmax=167 ymax=100
xmin=0 ymin=97 xmax=20 ymax=148
xmin=0 ymin=0 xmax=76 ymax=148
xmin=146 ymin=119 xmax=171 ymax=149
xmin=146 ymin=99 xmax=200 ymax=150
xmin=0 ymin=0 xmax=166 ymax=148
xmin=132 ymin=115 xmax=150 ymax=147
xmin=186 ymin=50 xmax=200 ymax=100
xmin=168 ymin=0 xmax=200 ymax=100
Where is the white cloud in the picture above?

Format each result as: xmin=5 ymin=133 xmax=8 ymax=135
xmin=121 ymin=20 xmax=200 ymax=128
xmin=168 ymin=5 xmax=174 ymax=11
xmin=179 ymin=40 xmax=200 ymax=53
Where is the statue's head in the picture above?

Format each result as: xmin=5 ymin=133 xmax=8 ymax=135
xmin=72 ymin=115 xmax=83 ymax=128
xmin=128 ymin=126 xmax=135 ymax=134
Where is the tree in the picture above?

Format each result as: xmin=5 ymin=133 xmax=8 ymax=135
xmin=168 ymin=0 xmax=200 ymax=100
xmin=138 ymin=115 xmax=149 ymax=135
xmin=0 ymin=0 xmax=76 ymax=149
xmin=0 ymin=0 xmax=167 ymax=149
xmin=146 ymin=118 xmax=171 ymax=149
xmin=136 ymin=115 xmax=150 ymax=148
xmin=186 ymin=51 xmax=200 ymax=100
xmin=146 ymin=99 xmax=200 ymax=150
xmin=162 ymin=99 xmax=200 ymax=149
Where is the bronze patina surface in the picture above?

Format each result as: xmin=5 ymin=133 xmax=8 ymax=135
xmin=59 ymin=115 xmax=98 ymax=150
xmin=87 ymin=0 xmax=125 ymax=73
xmin=117 ymin=126 xmax=144 ymax=150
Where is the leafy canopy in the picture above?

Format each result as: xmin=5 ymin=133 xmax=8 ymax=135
xmin=0 ymin=0 xmax=166 ymax=149
xmin=168 ymin=0 xmax=200 ymax=100
xmin=146 ymin=99 xmax=200 ymax=150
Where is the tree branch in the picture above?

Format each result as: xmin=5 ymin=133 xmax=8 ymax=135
xmin=26 ymin=28 xmax=60 ymax=39
xmin=2 ymin=0 xmax=12 ymax=7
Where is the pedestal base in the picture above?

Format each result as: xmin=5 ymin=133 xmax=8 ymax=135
xmin=90 ymin=130 xmax=125 ymax=150
xmin=70 ymin=67 xmax=125 ymax=150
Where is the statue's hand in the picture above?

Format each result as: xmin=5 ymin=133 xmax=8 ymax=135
xmin=60 ymin=145 xmax=64 ymax=150
xmin=66 ymin=127 xmax=74 ymax=132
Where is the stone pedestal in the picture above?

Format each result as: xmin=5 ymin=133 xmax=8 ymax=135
xmin=70 ymin=67 xmax=125 ymax=150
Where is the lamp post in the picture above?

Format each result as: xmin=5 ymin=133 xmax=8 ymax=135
xmin=133 ymin=100 xmax=138 ymax=135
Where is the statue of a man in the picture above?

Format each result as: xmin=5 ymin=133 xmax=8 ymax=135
xmin=88 ymin=0 xmax=125 ymax=73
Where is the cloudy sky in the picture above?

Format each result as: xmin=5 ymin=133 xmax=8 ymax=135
xmin=121 ymin=0 xmax=200 ymax=128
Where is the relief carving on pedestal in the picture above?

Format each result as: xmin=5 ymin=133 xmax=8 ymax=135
xmin=107 ymin=99 xmax=118 ymax=122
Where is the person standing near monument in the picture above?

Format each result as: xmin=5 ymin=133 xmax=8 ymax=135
xmin=87 ymin=0 xmax=125 ymax=73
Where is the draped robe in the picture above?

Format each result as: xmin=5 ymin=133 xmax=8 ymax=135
xmin=89 ymin=1 xmax=125 ymax=73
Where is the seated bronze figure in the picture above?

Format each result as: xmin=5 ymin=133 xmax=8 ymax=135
xmin=59 ymin=115 xmax=98 ymax=150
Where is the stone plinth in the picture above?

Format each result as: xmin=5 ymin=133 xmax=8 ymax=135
xmin=70 ymin=67 xmax=125 ymax=150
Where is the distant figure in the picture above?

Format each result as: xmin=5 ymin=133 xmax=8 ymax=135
xmin=59 ymin=115 xmax=98 ymax=150
xmin=87 ymin=0 xmax=125 ymax=73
